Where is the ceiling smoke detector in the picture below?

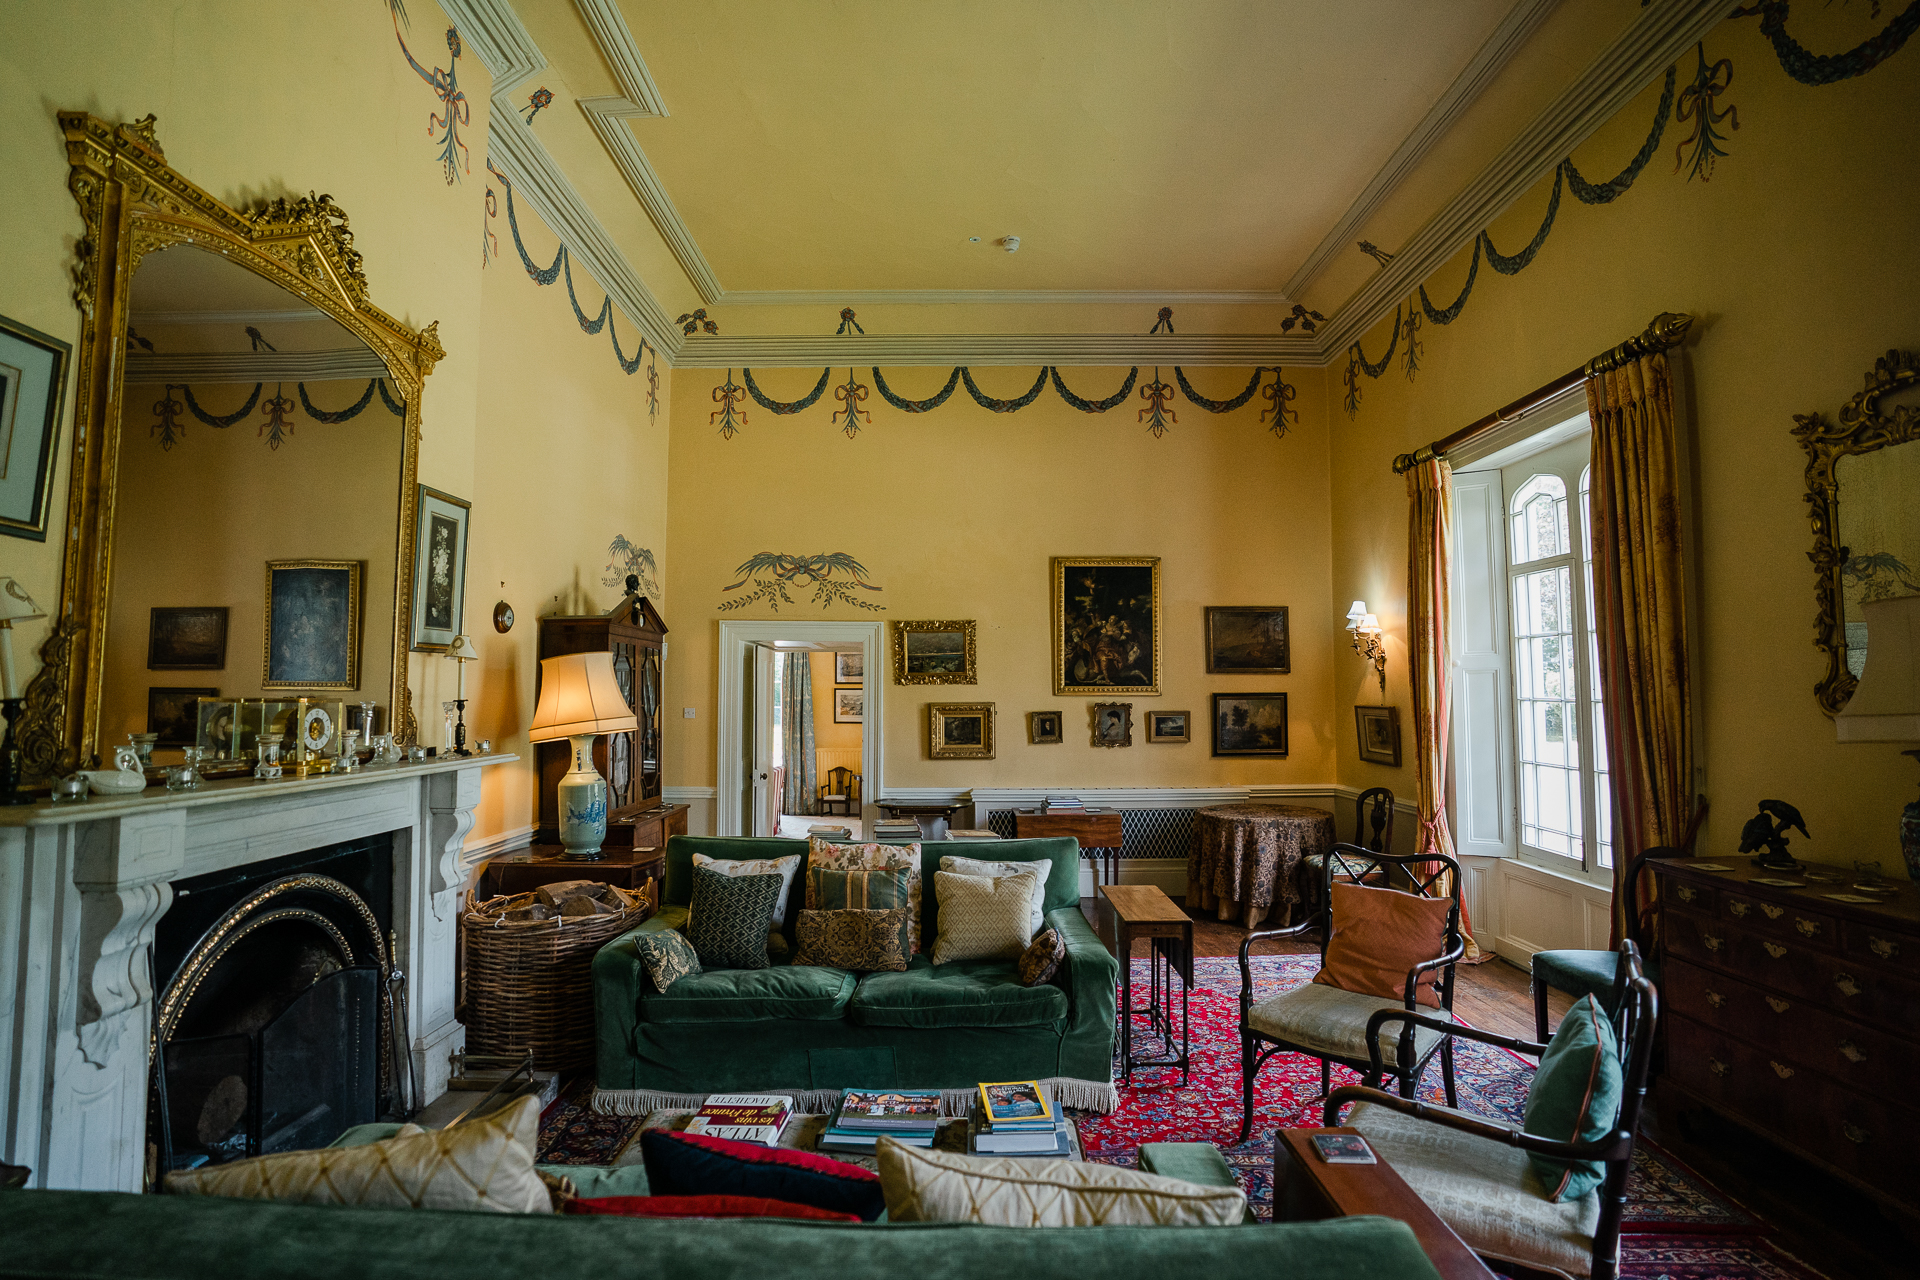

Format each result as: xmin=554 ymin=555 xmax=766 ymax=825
xmin=1001 ymin=236 xmax=1021 ymax=253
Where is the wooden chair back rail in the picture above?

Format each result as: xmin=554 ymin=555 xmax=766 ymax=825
xmin=1353 ymin=786 xmax=1396 ymax=853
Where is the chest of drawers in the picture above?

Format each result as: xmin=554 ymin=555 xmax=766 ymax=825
xmin=1652 ymin=858 xmax=1920 ymax=1216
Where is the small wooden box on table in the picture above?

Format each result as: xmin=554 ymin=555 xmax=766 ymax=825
xmin=1014 ymin=808 xmax=1124 ymax=884
xmin=1274 ymin=1127 xmax=1495 ymax=1280
xmin=1099 ymin=883 xmax=1192 ymax=1085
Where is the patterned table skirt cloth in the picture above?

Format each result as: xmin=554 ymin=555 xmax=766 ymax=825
xmin=1187 ymin=804 xmax=1336 ymax=929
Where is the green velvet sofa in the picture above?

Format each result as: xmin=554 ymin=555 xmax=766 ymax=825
xmin=0 ymin=1190 xmax=1446 ymax=1280
xmin=592 ymin=835 xmax=1119 ymax=1114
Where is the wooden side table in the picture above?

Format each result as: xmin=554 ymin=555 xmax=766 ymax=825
xmin=479 ymin=844 xmax=667 ymax=910
xmin=1014 ymin=809 xmax=1124 ymax=884
xmin=1274 ymin=1128 xmax=1494 ymax=1280
xmin=1099 ymin=884 xmax=1192 ymax=1085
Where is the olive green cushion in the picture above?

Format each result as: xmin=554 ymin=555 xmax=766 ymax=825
xmin=1522 ymin=995 xmax=1621 ymax=1202
xmin=644 ymin=964 xmax=857 ymax=1024
xmin=848 ymin=955 xmax=1068 ymax=1029
xmin=1137 ymin=1143 xmax=1258 ymax=1224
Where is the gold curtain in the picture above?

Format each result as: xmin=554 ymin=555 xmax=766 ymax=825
xmin=1406 ymin=458 xmax=1482 ymax=960
xmin=1586 ymin=350 xmax=1694 ymax=943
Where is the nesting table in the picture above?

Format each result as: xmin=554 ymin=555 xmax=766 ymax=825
xmin=1099 ymin=884 xmax=1193 ymax=1085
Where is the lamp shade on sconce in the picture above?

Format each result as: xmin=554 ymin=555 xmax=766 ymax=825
xmin=527 ymin=652 xmax=637 ymax=742
xmin=1836 ymin=595 xmax=1920 ymax=743
xmin=1346 ymin=601 xmax=1368 ymax=628
xmin=1358 ymin=613 xmax=1382 ymax=636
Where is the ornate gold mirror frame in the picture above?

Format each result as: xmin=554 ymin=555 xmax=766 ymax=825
xmin=1793 ymin=348 xmax=1920 ymax=717
xmin=25 ymin=113 xmax=441 ymax=777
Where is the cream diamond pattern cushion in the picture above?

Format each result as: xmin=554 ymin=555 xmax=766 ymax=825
xmin=878 ymin=1138 xmax=1246 ymax=1226
xmin=930 ymin=868 xmax=1035 ymax=964
xmin=938 ymin=855 xmax=1046 ymax=935
xmin=164 ymin=1095 xmax=552 ymax=1214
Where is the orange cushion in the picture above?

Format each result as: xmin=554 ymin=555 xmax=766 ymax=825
xmin=1310 ymin=881 xmax=1452 ymax=1008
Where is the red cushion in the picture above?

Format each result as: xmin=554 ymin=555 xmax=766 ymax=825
xmin=1311 ymin=881 xmax=1453 ymax=1008
xmin=566 ymin=1194 xmax=860 ymax=1221
xmin=640 ymin=1129 xmax=885 ymax=1221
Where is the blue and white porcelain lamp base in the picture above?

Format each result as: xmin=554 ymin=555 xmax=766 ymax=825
xmin=557 ymin=732 xmax=610 ymax=861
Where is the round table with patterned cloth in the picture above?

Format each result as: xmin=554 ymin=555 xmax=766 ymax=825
xmin=1188 ymin=803 xmax=1337 ymax=928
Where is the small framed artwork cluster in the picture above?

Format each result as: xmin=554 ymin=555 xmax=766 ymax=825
xmin=834 ymin=649 xmax=864 ymax=725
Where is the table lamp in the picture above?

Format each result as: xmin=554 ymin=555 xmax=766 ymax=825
xmin=0 ymin=577 xmax=46 ymax=806
xmin=526 ymin=651 xmax=637 ymax=860
xmin=444 ymin=633 xmax=479 ymax=757
xmin=1835 ymin=593 xmax=1920 ymax=881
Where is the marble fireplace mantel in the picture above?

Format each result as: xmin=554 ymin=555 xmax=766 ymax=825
xmin=0 ymin=752 xmax=515 ymax=1190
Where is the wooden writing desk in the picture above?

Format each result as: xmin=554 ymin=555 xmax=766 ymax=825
xmin=1274 ymin=1127 xmax=1494 ymax=1280
xmin=1014 ymin=808 xmax=1124 ymax=883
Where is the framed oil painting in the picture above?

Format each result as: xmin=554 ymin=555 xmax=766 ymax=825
xmin=929 ymin=702 xmax=995 ymax=759
xmin=1205 ymin=606 xmax=1290 ymax=674
xmin=1052 ymin=556 xmax=1160 ymax=696
xmin=833 ymin=686 xmax=864 ymax=724
xmin=892 ymin=619 xmax=976 ymax=684
xmin=0 ymin=313 xmax=69 ymax=542
xmin=411 ymin=485 xmax=470 ymax=652
xmin=148 ymin=686 xmax=217 ymax=747
xmin=1212 ymin=692 xmax=1288 ymax=757
xmin=264 ymin=560 xmax=363 ymax=690
xmin=1355 ymin=705 xmax=1402 ymax=766
xmin=1147 ymin=710 xmax=1191 ymax=744
xmin=1090 ymin=701 xmax=1133 ymax=748
xmin=1027 ymin=710 xmax=1063 ymax=744
xmin=148 ymin=606 xmax=229 ymax=670
xmin=834 ymin=650 xmax=864 ymax=684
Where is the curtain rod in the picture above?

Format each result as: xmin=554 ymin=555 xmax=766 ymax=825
xmin=1391 ymin=312 xmax=1694 ymax=475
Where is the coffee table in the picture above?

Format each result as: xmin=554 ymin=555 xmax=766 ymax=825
xmin=635 ymin=1109 xmax=1083 ymax=1170
xmin=1274 ymin=1127 xmax=1494 ymax=1280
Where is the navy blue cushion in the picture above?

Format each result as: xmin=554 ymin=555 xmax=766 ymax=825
xmin=639 ymin=1129 xmax=886 ymax=1221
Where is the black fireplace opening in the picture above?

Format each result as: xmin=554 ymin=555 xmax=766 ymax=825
xmin=149 ymin=834 xmax=402 ymax=1183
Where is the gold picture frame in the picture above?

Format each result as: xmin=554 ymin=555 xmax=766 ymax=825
xmin=929 ymin=702 xmax=995 ymax=759
xmin=1052 ymin=556 xmax=1160 ymax=696
xmin=263 ymin=559 xmax=364 ymax=691
xmin=1147 ymin=709 xmax=1191 ymax=743
xmin=1027 ymin=710 xmax=1063 ymax=744
xmin=892 ymin=619 xmax=977 ymax=684
xmin=1090 ymin=702 xmax=1133 ymax=748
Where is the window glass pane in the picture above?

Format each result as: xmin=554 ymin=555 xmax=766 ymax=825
xmin=1509 ymin=474 xmax=1569 ymax=564
xmin=1513 ymin=565 xmax=1581 ymax=859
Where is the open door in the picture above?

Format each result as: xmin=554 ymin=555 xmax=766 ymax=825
xmin=747 ymin=644 xmax=776 ymax=836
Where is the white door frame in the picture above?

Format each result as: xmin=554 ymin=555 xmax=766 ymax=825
xmin=715 ymin=620 xmax=884 ymax=837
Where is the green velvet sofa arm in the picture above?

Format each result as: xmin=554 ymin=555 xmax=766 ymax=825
xmin=592 ymin=907 xmax=689 ymax=1089
xmin=1048 ymin=905 xmax=1118 ymax=1085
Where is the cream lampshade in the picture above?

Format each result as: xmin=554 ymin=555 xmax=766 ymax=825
xmin=0 ymin=577 xmax=47 ymax=702
xmin=1835 ymin=594 xmax=1920 ymax=881
xmin=528 ymin=652 xmax=637 ymax=860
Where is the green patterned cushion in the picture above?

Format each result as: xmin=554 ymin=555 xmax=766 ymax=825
xmin=686 ymin=866 xmax=781 ymax=970
xmin=792 ymin=907 xmax=912 ymax=972
xmin=631 ymin=927 xmax=702 ymax=993
xmin=809 ymin=866 xmax=911 ymax=913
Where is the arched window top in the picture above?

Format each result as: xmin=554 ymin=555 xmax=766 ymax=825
xmin=1510 ymin=473 xmax=1570 ymax=564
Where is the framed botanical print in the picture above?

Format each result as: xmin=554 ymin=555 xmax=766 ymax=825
xmin=892 ymin=619 xmax=976 ymax=684
xmin=1211 ymin=692 xmax=1288 ymax=757
xmin=1052 ymin=556 xmax=1160 ymax=696
xmin=1147 ymin=710 xmax=1191 ymax=743
xmin=1089 ymin=702 xmax=1133 ymax=748
xmin=929 ymin=702 xmax=994 ymax=759
xmin=411 ymin=485 xmax=471 ymax=652
xmin=148 ymin=606 xmax=228 ymax=670
xmin=1355 ymin=705 xmax=1402 ymax=766
xmin=834 ymin=650 xmax=864 ymax=684
xmin=1027 ymin=710 xmax=1063 ymax=744
xmin=0 ymin=313 xmax=69 ymax=542
xmin=148 ymin=686 xmax=217 ymax=747
xmin=264 ymin=560 xmax=363 ymax=690
xmin=833 ymin=686 xmax=864 ymax=724
xmin=1205 ymin=606 xmax=1290 ymax=674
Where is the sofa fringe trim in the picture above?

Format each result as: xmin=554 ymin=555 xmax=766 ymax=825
xmin=590 ymin=1075 xmax=1120 ymax=1118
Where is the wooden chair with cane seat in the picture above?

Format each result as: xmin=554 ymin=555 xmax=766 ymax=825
xmin=1530 ymin=848 xmax=1668 ymax=1041
xmin=1236 ymin=842 xmax=1464 ymax=1142
xmin=1325 ymin=941 xmax=1659 ymax=1280
xmin=816 ymin=765 xmax=860 ymax=817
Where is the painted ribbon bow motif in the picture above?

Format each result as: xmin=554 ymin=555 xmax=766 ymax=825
xmin=720 ymin=553 xmax=886 ymax=613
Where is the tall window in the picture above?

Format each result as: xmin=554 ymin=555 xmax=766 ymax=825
xmin=1503 ymin=438 xmax=1611 ymax=879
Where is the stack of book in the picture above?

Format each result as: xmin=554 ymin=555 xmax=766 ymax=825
xmin=818 ymin=1087 xmax=943 ymax=1153
xmin=946 ymin=829 xmax=1002 ymax=842
xmin=807 ymin=824 xmax=851 ymax=840
xmin=684 ymin=1093 xmax=794 ymax=1146
xmin=1040 ymin=796 xmax=1084 ymax=813
xmin=871 ymin=818 xmax=923 ymax=843
xmin=969 ymin=1079 xmax=1071 ymax=1158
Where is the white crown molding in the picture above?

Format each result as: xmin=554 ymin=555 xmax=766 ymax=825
xmin=1284 ymin=0 xmax=1563 ymax=301
xmin=580 ymin=100 xmax=725 ymax=303
xmin=131 ymin=308 xmax=329 ymax=326
xmin=126 ymin=348 xmax=392 ymax=384
xmin=572 ymin=0 xmax=670 ymax=115
xmin=717 ymin=289 xmax=1294 ymax=308
xmin=673 ymin=332 xmax=1319 ymax=368
xmin=1316 ymin=0 xmax=1729 ymax=356
xmin=440 ymin=0 xmax=545 ymax=94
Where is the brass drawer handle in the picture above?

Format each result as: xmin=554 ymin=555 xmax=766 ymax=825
xmin=1868 ymin=936 xmax=1899 ymax=961
xmin=1835 ymin=972 xmax=1861 ymax=997
xmin=1765 ymin=996 xmax=1791 ymax=1014
xmin=1839 ymin=1040 xmax=1867 ymax=1064
xmin=1770 ymin=1061 xmax=1795 ymax=1079
xmin=1708 ymin=1057 xmax=1728 ymax=1078
xmin=1761 ymin=903 xmax=1784 ymax=920
xmin=1676 ymin=884 xmax=1698 ymax=903
xmin=1728 ymin=901 xmax=1750 ymax=917
xmin=1794 ymin=918 xmax=1822 ymax=938
xmin=1705 ymin=989 xmax=1726 ymax=1009
xmin=1704 ymin=934 xmax=1725 ymax=953
xmin=1843 ymin=1122 xmax=1869 ymax=1145
xmin=1763 ymin=942 xmax=1787 ymax=959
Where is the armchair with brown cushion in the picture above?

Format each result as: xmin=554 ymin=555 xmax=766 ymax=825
xmin=1236 ymin=843 xmax=1464 ymax=1143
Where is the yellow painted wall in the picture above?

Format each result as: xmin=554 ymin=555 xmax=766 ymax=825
xmin=663 ymin=366 xmax=1334 ymax=792
xmin=103 ymin=380 xmax=404 ymax=748
xmin=1323 ymin=27 xmax=1920 ymax=860
xmin=810 ymin=651 xmax=862 ymax=751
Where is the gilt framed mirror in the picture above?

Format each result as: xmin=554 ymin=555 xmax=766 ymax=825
xmin=21 ymin=113 xmax=441 ymax=777
xmin=1795 ymin=349 xmax=1920 ymax=717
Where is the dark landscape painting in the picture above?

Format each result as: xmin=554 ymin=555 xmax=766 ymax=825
xmin=148 ymin=686 xmax=217 ymax=747
xmin=148 ymin=606 xmax=228 ymax=670
xmin=1206 ymin=606 xmax=1290 ymax=673
xmin=943 ymin=715 xmax=983 ymax=746
xmin=1212 ymin=692 xmax=1288 ymax=756
xmin=1055 ymin=558 xmax=1159 ymax=693
xmin=905 ymin=629 xmax=967 ymax=674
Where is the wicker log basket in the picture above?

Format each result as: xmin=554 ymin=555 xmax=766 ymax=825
xmin=459 ymin=883 xmax=650 ymax=1072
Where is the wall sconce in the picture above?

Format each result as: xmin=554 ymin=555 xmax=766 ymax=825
xmin=1346 ymin=600 xmax=1386 ymax=695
